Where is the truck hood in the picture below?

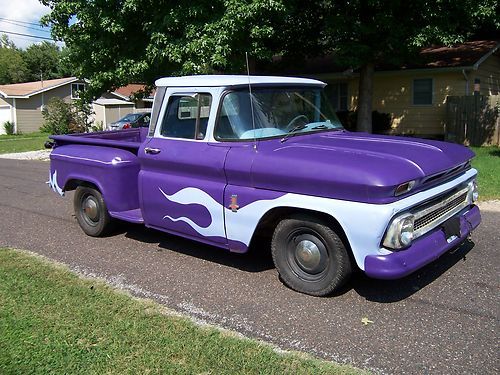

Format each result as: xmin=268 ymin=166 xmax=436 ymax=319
xmin=250 ymin=131 xmax=475 ymax=203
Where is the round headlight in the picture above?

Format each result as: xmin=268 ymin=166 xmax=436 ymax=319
xmin=400 ymin=218 xmax=414 ymax=247
xmin=383 ymin=214 xmax=415 ymax=249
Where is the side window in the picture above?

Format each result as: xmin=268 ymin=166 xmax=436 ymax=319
xmin=160 ymin=94 xmax=212 ymax=140
xmin=413 ymin=78 xmax=433 ymax=105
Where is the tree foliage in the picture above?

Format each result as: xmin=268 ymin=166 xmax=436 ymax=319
xmin=41 ymin=0 xmax=290 ymax=99
xmin=0 ymin=34 xmax=75 ymax=84
xmin=0 ymin=35 xmax=29 ymax=84
xmin=23 ymin=42 xmax=63 ymax=81
xmin=41 ymin=0 xmax=498 ymax=130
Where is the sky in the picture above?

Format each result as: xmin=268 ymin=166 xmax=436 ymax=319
xmin=0 ymin=0 xmax=58 ymax=49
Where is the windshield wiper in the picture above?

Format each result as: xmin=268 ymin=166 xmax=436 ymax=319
xmin=280 ymin=124 xmax=308 ymax=143
xmin=311 ymin=124 xmax=329 ymax=130
xmin=312 ymin=124 xmax=344 ymax=131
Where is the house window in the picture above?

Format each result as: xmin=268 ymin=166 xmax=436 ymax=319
xmin=71 ymin=83 xmax=86 ymax=99
xmin=326 ymin=82 xmax=348 ymax=111
xmin=412 ymin=78 xmax=433 ymax=105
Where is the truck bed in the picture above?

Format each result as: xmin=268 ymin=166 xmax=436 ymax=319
xmin=50 ymin=127 xmax=148 ymax=152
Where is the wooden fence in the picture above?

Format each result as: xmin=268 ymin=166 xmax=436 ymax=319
xmin=445 ymin=95 xmax=500 ymax=146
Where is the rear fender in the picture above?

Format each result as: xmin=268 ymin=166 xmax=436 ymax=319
xmin=49 ymin=144 xmax=140 ymax=212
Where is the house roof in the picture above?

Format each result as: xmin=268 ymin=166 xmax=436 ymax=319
xmin=261 ymin=40 xmax=499 ymax=76
xmin=113 ymin=84 xmax=149 ymax=99
xmin=94 ymin=98 xmax=135 ymax=106
xmin=398 ymin=40 xmax=499 ymax=70
xmin=0 ymin=77 xmax=79 ymax=98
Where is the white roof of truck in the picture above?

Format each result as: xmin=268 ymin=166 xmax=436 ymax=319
xmin=155 ymin=75 xmax=325 ymax=88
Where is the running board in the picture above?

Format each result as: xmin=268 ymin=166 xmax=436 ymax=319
xmin=109 ymin=208 xmax=144 ymax=224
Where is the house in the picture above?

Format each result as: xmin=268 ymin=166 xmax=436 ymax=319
xmin=0 ymin=77 xmax=86 ymax=134
xmin=92 ymin=84 xmax=154 ymax=129
xmin=0 ymin=78 xmax=154 ymax=134
xmin=268 ymin=40 xmax=500 ymax=138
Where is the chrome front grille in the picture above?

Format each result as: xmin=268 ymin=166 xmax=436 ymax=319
xmin=413 ymin=187 xmax=470 ymax=238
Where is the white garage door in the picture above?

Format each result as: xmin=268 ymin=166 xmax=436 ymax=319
xmin=0 ymin=106 xmax=12 ymax=135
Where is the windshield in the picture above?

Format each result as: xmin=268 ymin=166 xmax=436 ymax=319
xmin=118 ymin=113 xmax=142 ymax=122
xmin=215 ymin=87 xmax=343 ymax=141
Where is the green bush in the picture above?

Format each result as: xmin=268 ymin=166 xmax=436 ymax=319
xmin=41 ymin=97 xmax=89 ymax=135
xmin=336 ymin=110 xmax=392 ymax=134
xmin=3 ymin=121 xmax=14 ymax=135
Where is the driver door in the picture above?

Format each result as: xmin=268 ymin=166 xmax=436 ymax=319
xmin=139 ymin=90 xmax=230 ymax=247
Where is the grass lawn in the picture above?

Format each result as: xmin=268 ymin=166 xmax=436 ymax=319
xmin=471 ymin=146 xmax=500 ymax=200
xmin=0 ymin=132 xmax=50 ymax=154
xmin=0 ymin=248 xmax=362 ymax=375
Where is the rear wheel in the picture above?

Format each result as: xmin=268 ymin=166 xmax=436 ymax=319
xmin=74 ymin=186 xmax=113 ymax=237
xmin=271 ymin=214 xmax=351 ymax=296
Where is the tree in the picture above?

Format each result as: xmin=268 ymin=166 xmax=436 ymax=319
xmin=0 ymin=35 xmax=28 ymax=84
xmin=0 ymin=34 xmax=16 ymax=49
xmin=41 ymin=0 xmax=498 ymax=131
xmin=318 ymin=0 xmax=500 ymax=132
xmin=23 ymin=41 xmax=64 ymax=81
xmin=41 ymin=0 xmax=286 ymax=99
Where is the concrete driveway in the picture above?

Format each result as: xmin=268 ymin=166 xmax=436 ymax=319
xmin=0 ymin=158 xmax=498 ymax=374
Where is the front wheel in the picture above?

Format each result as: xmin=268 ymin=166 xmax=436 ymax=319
xmin=271 ymin=215 xmax=352 ymax=296
xmin=74 ymin=186 xmax=113 ymax=237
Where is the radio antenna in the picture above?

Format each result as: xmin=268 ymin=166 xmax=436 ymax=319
xmin=245 ymin=52 xmax=257 ymax=151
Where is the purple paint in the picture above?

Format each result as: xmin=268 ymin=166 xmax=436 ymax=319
xmin=364 ymin=205 xmax=481 ymax=279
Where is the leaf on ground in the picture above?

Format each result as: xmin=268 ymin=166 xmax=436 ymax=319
xmin=361 ymin=317 xmax=374 ymax=325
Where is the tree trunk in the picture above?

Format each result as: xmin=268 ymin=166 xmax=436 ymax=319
xmin=356 ymin=62 xmax=374 ymax=133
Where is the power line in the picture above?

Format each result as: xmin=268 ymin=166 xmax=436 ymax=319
xmin=0 ymin=17 xmax=47 ymax=27
xmin=0 ymin=20 xmax=51 ymax=34
xmin=0 ymin=30 xmax=54 ymax=41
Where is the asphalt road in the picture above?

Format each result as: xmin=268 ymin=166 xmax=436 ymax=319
xmin=0 ymin=159 xmax=498 ymax=374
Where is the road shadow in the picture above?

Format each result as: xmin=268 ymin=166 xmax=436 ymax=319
xmin=118 ymin=222 xmax=274 ymax=273
xmin=111 ymin=221 xmax=475 ymax=301
xmin=341 ymin=239 xmax=476 ymax=302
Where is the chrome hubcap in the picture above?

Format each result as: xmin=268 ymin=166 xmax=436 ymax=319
xmin=295 ymin=239 xmax=321 ymax=272
xmin=83 ymin=197 xmax=99 ymax=221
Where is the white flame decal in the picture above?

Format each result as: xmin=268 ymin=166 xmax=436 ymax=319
xmin=159 ymin=187 xmax=226 ymax=238
xmin=47 ymin=170 xmax=64 ymax=196
xmin=159 ymin=186 xmax=289 ymax=245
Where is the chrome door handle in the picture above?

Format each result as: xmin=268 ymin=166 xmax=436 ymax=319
xmin=144 ymin=147 xmax=161 ymax=155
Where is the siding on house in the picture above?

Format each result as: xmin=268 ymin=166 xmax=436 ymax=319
xmin=15 ymin=83 xmax=74 ymax=133
xmin=325 ymin=53 xmax=499 ymax=136
xmin=471 ymin=52 xmax=500 ymax=95
xmin=92 ymin=103 xmax=135 ymax=128
xmin=330 ymin=71 xmax=468 ymax=135
xmin=104 ymin=105 xmax=135 ymax=125
xmin=92 ymin=104 xmax=106 ymax=129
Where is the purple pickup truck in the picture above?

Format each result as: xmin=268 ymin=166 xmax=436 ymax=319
xmin=48 ymin=75 xmax=481 ymax=296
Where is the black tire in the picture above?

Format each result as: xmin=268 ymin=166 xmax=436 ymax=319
xmin=271 ymin=214 xmax=352 ymax=296
xmin=74 ymin=186 xmax=113 ymax=237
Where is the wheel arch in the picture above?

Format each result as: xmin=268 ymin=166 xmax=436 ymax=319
xmin=64 ymin=178 xmax=101 ymax=192
xmin=63 ymin=175 xmax=104 ymax=194
xmin=250 ymin=206 xmax=356 ymax=267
